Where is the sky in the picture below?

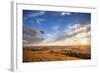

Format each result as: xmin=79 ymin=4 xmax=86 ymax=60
xmin=23 ymin=10 xmax=91 ymax=46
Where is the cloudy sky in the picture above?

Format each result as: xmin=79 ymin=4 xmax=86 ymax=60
xmin=23 ymin=10 xmax=91 ymax=46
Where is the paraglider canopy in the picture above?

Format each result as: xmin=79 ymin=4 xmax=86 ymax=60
xmin=40 ymin=30 xmax=44 ymax=34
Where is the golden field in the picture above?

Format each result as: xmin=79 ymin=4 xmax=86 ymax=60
xmin=23 ymin=45 xmax=91 ymax=62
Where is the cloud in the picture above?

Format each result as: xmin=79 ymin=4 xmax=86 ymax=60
xmin=23 ymin=26 xmax=43 ymax=36
xmin=36 ymin=18 xmax=46 ymax=24
xmin=23 ymin=26 xmax=45 ymax=44
xmin=23 ymin=40 xmax=29 ymax=43
xmin=24 ymin=11 xmax=45 ymax=20
xmin=65 ymin=24 xmax=90 ymax=34
xmin=23 ymin=34 xmax=44 ymax=42
xmin=29 ymin=11 xmax=45 ymax=17
xmin=23 ymin=23 xmax=91 ymax=46
xmin=67 ymin=25 xmax=90 ymax=36
xmin=61 ymin=12 xmax=72 ymax=16
xmin=68 ymin=24 xmax=81 ymax=30
xmin=51 ymin=23 xmax=91 ymax=44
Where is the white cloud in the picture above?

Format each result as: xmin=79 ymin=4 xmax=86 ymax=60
xmin=64 ymin=24 xmax=78 ymax=33
xmin=46 ymin=23 xmax=91 ymax=45
xmin=68 ymin=24 xmax=81 ymax=31
xmin=24 ymin=11 xmax=45 ymax=20
xmin=65 ymin=24 xmax=90 ymax=35
xmin=61 ymin=12 xmax=72 ymax=16
xmin=36 ymin=18 xmax=46 ymax=24
xmin=30 ymin=11 xmax=45 ymax=17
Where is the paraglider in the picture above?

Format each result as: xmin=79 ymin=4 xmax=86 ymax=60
xmin=40 ymin=30 xmax=44 ymax=34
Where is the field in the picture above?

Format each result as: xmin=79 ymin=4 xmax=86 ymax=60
xmin=23 ymin=45 xmax=91 ymax=62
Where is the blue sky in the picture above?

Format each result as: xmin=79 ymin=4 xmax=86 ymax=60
xmin=23 ymin=10 xmax=91 ymax=46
